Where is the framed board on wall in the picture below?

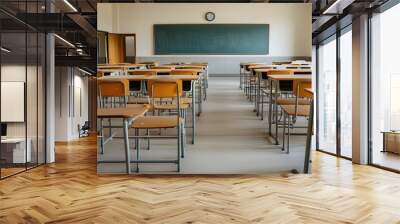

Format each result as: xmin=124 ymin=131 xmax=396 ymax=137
xmin=154 ymin=24 xmax=269 ymax=55
xmin=1 ymin=81 xmax=25 ymax=122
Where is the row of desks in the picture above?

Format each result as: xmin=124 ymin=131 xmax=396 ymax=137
xmin=97 ymin=63 xmax=208 ymax=174
xmin=253 ymin=68 xmax=312 ymax=117
xmin=97 ymin=105 xmax=149 ymax=174
xmin=241 ymin=63 xmax=313 ymax=173
xmin=97 ymin=74 xmax=203 ymax=173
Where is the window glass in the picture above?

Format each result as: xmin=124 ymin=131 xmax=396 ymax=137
xmin=371 ymin=3 xmax=400 ymax=170
xmin=340 ymin=29 xmax=352 ymax=158
xmin=318 ymin=37 xmax=337 ymax=154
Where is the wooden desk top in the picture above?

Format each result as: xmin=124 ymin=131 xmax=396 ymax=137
xmin=125 ymin=68 xmax=202 ymax=74
xmin=268 ymin=74 xmax=312 ymax=81
xmin=99 ymin=75 xmax=200 ymax=81
xmin=98 ymin=64 xmax=146 ymax=69
xmin=304 ymin=88 xmax=313 ymax=94
xmin=174 ymin=65 xmax=206 ymax=70
xmin=128 ymin=69 xmax=172 ymax=73
xmin=254 ymin=68 xmax=312 ymax=74
xmin=173 ymin=68 xmax=203 ymax=73
xmin=97 ymin=105 xmax=148 ymax=118
xmin=240 ymin=62 xmax=266 ymax=66
xmin=248 ymin=65 xmax=277 ymax=69
xmin=98 ymin=69 xmax=123 ymax=73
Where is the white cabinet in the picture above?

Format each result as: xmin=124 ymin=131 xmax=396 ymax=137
xmin=1 ymin=138 xmax=31 ymax=163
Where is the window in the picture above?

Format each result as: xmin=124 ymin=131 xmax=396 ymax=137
xmin=317 ymin=36 xmax=337 ymax=155
xmin=0 ymin=2 xmax=46 ymax=179
xmin=370 ymin=3 xmax=400 ymax=171
xmin=340 ymin=28 xmax=352 ymax=158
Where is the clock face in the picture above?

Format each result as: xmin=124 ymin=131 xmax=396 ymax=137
xmin=205 ymin=12 xmax=215 ymax=21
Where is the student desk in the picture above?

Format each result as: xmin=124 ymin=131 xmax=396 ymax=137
xmin=267 ymin=74 xmax=312 ymax=145
xmin=128 ymin=69 xmax=172 ymax=75
xmin=98 ymin=69 xmax=124 ymax=76
xmin=253 ymin=68 xmax=312 ymax=117
xmin=239 ymin=62 xmax=267 ymax=89
xmin=1 ymin=138 xmax=32 ymax=164
xmin=99 ymin=75 xmax=201 ymax=144
xmin=97 ymin=105 xmax=148 ymax=174
xmin=98 ymin=64 xmax=146 ymax=70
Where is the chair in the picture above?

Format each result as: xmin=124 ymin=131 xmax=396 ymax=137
xmin=78 ymin=121 xmax=90 ymax=138
xmin=98 ymin=78 xmax=130 ymax=108
xmin=127 ymin=70 xmax=156 ymax=104
xmin=272 ymin=61 xmax=292 ymax=65
xmin=97 ymin=78 xmax=130 ymax=155
xmin=244 ymin=63 xmax=266 ymax=100
xmin=170 ymin=70 xmax=198 ymax=92
xmin=140 ymin=61 xmax=159 ymax=69
xmin=260 ymin=69 xmax=294 ymax=120
xmin=280 ymin=80 xmax=312 ymax=153
xmin=176 ymin=66 xmax=208 ymax=100
xmin=132 ymin=80 xmax=185 ymax=172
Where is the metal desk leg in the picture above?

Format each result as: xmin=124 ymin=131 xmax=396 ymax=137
xmin=274 ymin=80 xmax=279 ymax=145
xmin=123 ymin=118 xmax=131 ymax=174
xmin=192 ymin=81 xmax=196 ymax=144
xmin=198 ymin=79 xmax=202 ymax=116
xmin=100 ymin=118 xmax=104 ymax=154
xmin=304 ymin=99 xmax=314 ymax=173
xmin=239 ymin=67 xmax=242 ymax=89
xmin=255 ymin=73 xmax=260 ymax=115
xmin=268 ymin=79 xmax=273 ymax=136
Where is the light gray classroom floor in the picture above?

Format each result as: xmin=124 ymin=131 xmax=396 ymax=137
xmin=98 ymin=77 xmax=308 ymax=174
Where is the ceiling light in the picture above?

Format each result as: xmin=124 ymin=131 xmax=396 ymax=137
xmin=322 ymin=0 xmax=342 ymax=14
xmin=63 ymin=0 xmax=78 ymax=12
xmin=78 ymin=67 xmax=92 ymax=76
xmin=1 ymin=47 xmax=11 ymax=53
xmin=54 ymin=34 xmax=75 ymax=48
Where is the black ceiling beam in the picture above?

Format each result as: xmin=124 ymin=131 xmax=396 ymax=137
xmin=55 ymin=55 xmax=96 ymax=71
xmin=15 ymin=13 xmax=82 ymax=32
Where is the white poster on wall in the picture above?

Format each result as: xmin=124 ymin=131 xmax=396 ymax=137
xmin=1 ymin=81 xmax=25 ymax=122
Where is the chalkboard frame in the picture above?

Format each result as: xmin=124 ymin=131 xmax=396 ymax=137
xmin=154 ymin=24 xmax=269 ymax=55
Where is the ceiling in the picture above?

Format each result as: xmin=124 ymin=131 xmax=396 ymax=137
xmin=1 ymin=0 xmax=392 ymax=73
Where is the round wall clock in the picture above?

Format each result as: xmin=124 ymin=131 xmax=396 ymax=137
xmin=205 ymin=12 xmax=215 ymax=21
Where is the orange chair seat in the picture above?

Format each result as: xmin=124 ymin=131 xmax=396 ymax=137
xmin=153 ymin=103 xmax=190 ymax=110
xmin=276 ymin=98 xmax=310 ymax=105
xmin=132 ymin=116 xmax=184 ymax=129
xmin=281 ymin=105 xmax=310 ymax=117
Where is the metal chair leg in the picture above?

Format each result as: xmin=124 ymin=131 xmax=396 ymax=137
xmin=147 ymin=129 xmax=150 ymax=150
xmin=261 ymin=94 xmax=264 ymax=120
xmin=135 ymin=129 xmax=140 ymax=172
xmin=282 ymin=112 xmax=286 ymax=151
xmin=287 ymin=115 xmax=291 ymax=154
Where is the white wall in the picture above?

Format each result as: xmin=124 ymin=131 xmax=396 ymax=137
xmin=98 ymin=3 xmax=311 ymax=57
xmin=98 ymin=3 xmax=312 ymax=75
xmin=54 ymin=67 xmax=89 ymax=141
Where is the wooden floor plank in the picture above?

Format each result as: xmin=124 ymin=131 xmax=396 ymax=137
xmin=0 ymin=137 xmax=400 ymax=223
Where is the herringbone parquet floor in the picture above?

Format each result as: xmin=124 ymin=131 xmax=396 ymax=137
xmin=1 ymin=136 xmax=400 ymax=223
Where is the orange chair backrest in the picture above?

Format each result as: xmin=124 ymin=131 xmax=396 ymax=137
xmin=170 ymin=70 xmax=198 ymax=76
xmin=266 ymin=69 xmax=294 ymax=75
xmin=293 ymin=80 xmax=312 ymax=98
xmin=97 ymin=72 xmax=104 ymax=78
xmin=98 ymin=79 xmax=129 ymax=97
xmin=248 ymin=64 xmax=273 ymax=69
xmin=128 ymin=70 xmax=157 ymax=76
xmin=148 ymin=80 xmax=183 ymax=98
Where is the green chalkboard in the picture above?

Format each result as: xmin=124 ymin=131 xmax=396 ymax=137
xmin=154 ymin=24 xmax=269 ymax=55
